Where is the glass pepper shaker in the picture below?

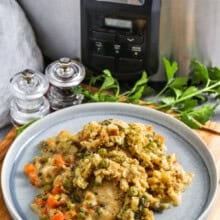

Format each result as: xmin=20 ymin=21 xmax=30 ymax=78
xmin=45 ymin=57 xmax=86 ymax=111
xmin=10 ymin=69 xmax=50 ymax=125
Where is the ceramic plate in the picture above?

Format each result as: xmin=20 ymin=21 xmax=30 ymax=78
xmin=1 ymin=103 xmax=218 ymax=220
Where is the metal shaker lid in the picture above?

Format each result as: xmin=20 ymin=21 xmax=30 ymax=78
xmin=10 ymin=69 xmax=49 ymax=100
xmin=45 ymin=57 xmax=86 ymax=88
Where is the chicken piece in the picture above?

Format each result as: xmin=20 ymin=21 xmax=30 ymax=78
xmin=91 ymin=181 xmax=124 ymax=220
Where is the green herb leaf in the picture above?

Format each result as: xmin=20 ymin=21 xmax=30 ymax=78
xmin=187 ymin=104 xmax=216 ymax=124
xmin=191 ymin=60 xmax=209 ymax=84
xmin=209 ymin=67 xmax=220 ymax=80
xmin=127 ymin=71 xmax=148 ymax=95
xmin=169 ymin=77 xmax=188 ymax=89
xmin=126 ymin=86 xmax=146 ymax=103
xmin=96 ymin=93 xmax=119 ymax=102
xmin=175 ymin=99 xmax=198 ymax=111
xmin=172 ymin=88 xmax=183 ymax=99
xmin=16 ymin=119 xmax=38 ymax=136
xmin=99 ymin=69 xmax=120 ymax=95
xmin=72 ymin=86 xmax=96 ymax=102
xmin=215 ymin=87 xmax=220 ymax=97
xmin=163 ymin=57 xmax=178 ymax=82
xmin=160 ymin=96 xmax=176 ymax=105
xmin=124 ymin=71 xmax=149 ymax=103
xmin=179 ymin=104 xmax=217 ymax=129
xmin=181 ymin=86 xmax=199 ymax=97
xmin=155 ymin=58 xmax=179 ymax=98
xmin=179 ymin=113 xmax=201 ymax=129
xmin=73 ymin=70 xmax=120 ymax=102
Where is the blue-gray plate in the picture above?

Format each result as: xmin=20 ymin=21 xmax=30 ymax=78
xmin=1 ymin=103 xmax=218 ymax=220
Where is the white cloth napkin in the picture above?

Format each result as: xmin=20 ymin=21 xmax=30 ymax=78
xmin=0 ymin=0 xmax=44 ymax=128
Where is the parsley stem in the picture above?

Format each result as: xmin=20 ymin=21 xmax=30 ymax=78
xmin=156 ymin=81 xmax=220 ymax=110
xmin=154 ymin=83 xmax=170 ymax=98
xmin=205 ymin=79 xmax=211 ymax=88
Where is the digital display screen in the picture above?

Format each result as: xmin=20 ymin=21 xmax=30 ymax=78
xmin=96 ymin=0 xmax=144 ymax=6
xmin=105 ymin=18 xmax=132 ymax=29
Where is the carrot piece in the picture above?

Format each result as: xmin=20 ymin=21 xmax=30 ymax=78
xmin=52 ymin=186 xmax=62 ymax=194
xmin=155 ymin=134 xmax=165 ymax=143
xmin=24 ymin=163 xmax=36 ymax=175
xmin=35 ymin=197 xmax=46 ymax=206
xmin=41 ymin=207 xmax=48 ymax=215
xmin=146 ymin=125 xmax=153 ymax=132
xmin=47 ymin=194 xmax=59 ymax=209
xmin=30 ymin=174 xmax=40 ymax=187
xmin=59 ymin=130 xmax=71 ymax=136
xmin=54 ymin=154 xmax=65 ymax=167
xmin=50 ymin=211 xmax=65 ymax=220
xmin=47 ymin=138 xmax=56 ymax=147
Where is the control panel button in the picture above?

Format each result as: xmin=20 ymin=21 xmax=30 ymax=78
xmin=117 ymin=58 xmax=143 ymax=73
xmin=131 ymin=45 xmax=143 ymax=52
xmin=118 ymin=35 xmax=144 ymax=44
xmin=94 ymin=41 xmax=104 ymax=55
xmin=114 ymin=44 xmax=121 ymax=55
xmin=129 ymin=45 xmax=144 ymax=58
xmin=120 ymin=45 xmax=144 ymax=59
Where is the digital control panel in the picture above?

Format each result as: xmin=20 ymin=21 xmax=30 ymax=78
xmin=81 ymin=0 xmax=161 ymax=80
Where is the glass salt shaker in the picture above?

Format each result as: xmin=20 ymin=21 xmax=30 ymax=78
xmin=10 ymin=69 xmax=50 ymax=126
xmin=45 ymin=57 xmax=86 ymax=111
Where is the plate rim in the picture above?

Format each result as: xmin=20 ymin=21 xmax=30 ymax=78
xmin=1 ymin=102 xmax=218 ymax=220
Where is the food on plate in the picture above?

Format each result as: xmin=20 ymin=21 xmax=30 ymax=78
xmin=24 ymin=119 xmax=193 ymax=220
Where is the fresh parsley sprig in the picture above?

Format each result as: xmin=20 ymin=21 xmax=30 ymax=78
xmin=154 ymin=58 xmax=220 ymax=128
xmin=72 ymin=70 xmax=119 ymax=102
xmin=155 ymin=59 xmax=220 ymax=109
xmin=120 ymin=71 xmax=149 ymax=103
xmin=155 ymin=58 xmax=188 ymax=98
xmin=72 ymin=70 xmax=150 ymax=104
xmin=72 ymin=59 xmax=220 ymax=129
xmin=177 ymin=104 xmax=218 ymax=129
xmin=156 ymin=58 xmax=220 ymax=129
